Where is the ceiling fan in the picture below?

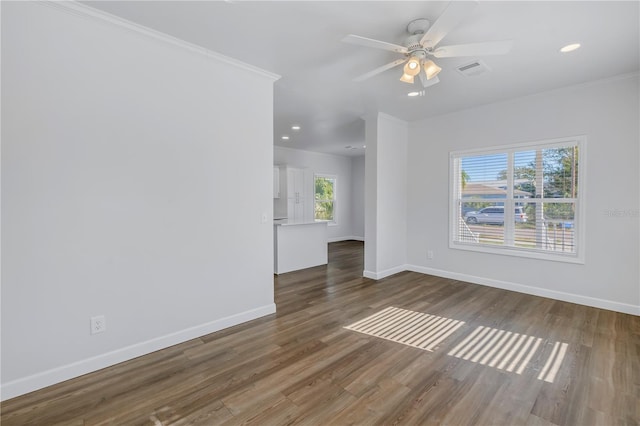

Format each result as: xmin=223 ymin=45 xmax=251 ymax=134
xmin=342 ymin=1 xmax=513 ymax=88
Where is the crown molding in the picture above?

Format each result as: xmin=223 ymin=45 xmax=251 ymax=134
xmin=40 ymin=1 xmax=281 ymax=82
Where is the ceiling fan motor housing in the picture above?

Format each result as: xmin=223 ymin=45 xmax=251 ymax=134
xmin=404 ymin=19 xmax=431 ymax=55
xmin=404 ymin=34 xmax=425 ymax=51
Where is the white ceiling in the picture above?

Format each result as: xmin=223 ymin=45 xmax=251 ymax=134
xmin=85 ymin=1 xmax=639 ymax=157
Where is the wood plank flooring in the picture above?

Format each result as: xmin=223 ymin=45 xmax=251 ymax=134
xmin=2 ymin=240 xmax=639 ymax=425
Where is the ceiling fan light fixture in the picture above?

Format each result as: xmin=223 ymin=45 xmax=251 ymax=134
xmin=399 ymin=73 xmax=415 ymax=84
xmin=423 ymin=60 xmax=442 ymax=80
xmin=404 ymin=56 xmax=422 ymax=76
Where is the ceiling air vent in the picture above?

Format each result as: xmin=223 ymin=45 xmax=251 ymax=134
xmin=456 ymin=60 xmax=491 ymax=77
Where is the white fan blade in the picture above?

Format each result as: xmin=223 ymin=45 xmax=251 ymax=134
xmin=433 ymin=40 xmax=514 ymax=58
xmin=353 ymin=58 xmax=406 ymax=82
xmin=420 ymin=1 xmax=478 ymax=49
xmin=342 ymin=34 xmax=408 ymax=54
xmin=419 ymin=73 xmax=440 ymax=88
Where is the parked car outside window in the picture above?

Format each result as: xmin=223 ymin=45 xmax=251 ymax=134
xmin=464 ymin=206 xmax=528 ymax=224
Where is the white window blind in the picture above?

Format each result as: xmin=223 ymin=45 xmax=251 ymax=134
xmin=450 ymin=137 xmax=585 ymax=262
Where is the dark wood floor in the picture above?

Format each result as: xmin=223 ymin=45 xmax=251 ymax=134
xmin=2 ymin=241 xmax=639 ymax=425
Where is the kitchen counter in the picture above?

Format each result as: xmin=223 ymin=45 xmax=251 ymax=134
xmin=274 ymin=219 xmax=325 ymax=226
xmin=274 ymin=221 xmax=328 ymax=274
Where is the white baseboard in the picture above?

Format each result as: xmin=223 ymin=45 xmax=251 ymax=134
xmin=363 ymin=270 xmax=377 ymax=279
xmin=363 ymin=265 xmax=406 ymax=280
xmin=406 ymin=265 xmax=640 ymax=316
xmin=1 ymin=303 xmax=276 ymax=401
xmin=328 ymin=236 xmax=364 ymax=243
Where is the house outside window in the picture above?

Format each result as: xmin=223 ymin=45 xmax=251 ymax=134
xmin=315 ymin=174 xmax=336 ymax=223
xmin=450 ymin=136 xmax=585 ymax=263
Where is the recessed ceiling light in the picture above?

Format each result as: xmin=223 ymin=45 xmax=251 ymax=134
xmin=291 ymin=125 xmax=301 ymax=130
xmin=560 ymin=43 xmax=581 ymax=53
xmin=281 ymin=135 xmax=290 ymax=140
xmin=408 ymin=91 xmax=421 ymax=97
xmin=362 ymin=145 xmax=366 ymax=148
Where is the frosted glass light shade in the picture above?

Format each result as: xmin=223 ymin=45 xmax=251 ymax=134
xmin=404 ymin=57 xmax=421 ymax=76
xmin=399 ymin=73 xmax=414 ymax=83
xmin=424 ymin=60 xmax=442 ymax=80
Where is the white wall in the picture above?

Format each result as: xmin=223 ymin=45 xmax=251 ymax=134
xmin=274 ymin=146 xmax=356 ymax=241
xmin=364 ymin=113 xmax=408 ymax=278
xmin=406 ymin=74 xmax=640 ymax=314
xmin=1 ymin=2 xmax=277 ymax=399
xmin=364 ymin=118 xmax=378 ymax=273
xmin=351 ymin=155 xmax=366 ymax=240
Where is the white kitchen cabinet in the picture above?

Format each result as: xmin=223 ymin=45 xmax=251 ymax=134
xmin=287 ymin=167 xmax=303 ymax=198
xmin=287 ymin=197 xmax=306 ymax=222
xmin=273 ymin=166 xmax=310 ymax=222
xmin=286 ymin=167 xmax=307 ymax=222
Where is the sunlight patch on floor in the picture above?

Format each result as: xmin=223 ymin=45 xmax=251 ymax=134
xmin=447 ymin=325 xmax=568 ymax=382
xmin=537 ymin=341 xmax=569 ymax=383
xmin=344 ymin=306 xmax=465 ymax=352
xmin=345 ymin=308 xmax=569 ymax=384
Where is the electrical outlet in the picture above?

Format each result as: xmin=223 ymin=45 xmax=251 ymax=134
xmin=427 ymin=250 xmax=434 ymax=260
xmin=90 ymin=315 xmax=106 ymax=335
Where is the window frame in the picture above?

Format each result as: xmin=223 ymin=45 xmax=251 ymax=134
xmin=449 ymin=136 xmax=586 ymax=264
xmin=314 ymin=173 xmax=337 ymax=224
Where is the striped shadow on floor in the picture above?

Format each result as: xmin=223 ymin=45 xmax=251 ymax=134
xmin=447 ymin=325 xmax=569 ymax=383
xmin=344 ymin=306 xmax=465 ymax=352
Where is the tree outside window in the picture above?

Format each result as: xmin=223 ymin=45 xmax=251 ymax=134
xmin=315 ymin=175 xmax=336 ymax=222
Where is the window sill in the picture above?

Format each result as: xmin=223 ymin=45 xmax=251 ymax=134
xmin=315 ymin=220 xmax=337 ymax=226
xmin=450 ymin=241 xmax=585 ymax=264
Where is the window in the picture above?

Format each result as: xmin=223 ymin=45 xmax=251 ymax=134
xmin=450 ymin=137 xmax=585 ymax=262
xmin=314 ymin=174 xmax=336 ymax=223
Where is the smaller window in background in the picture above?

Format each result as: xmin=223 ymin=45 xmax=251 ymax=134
xmin=314 ymin=175 xmax=336 ymax=223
